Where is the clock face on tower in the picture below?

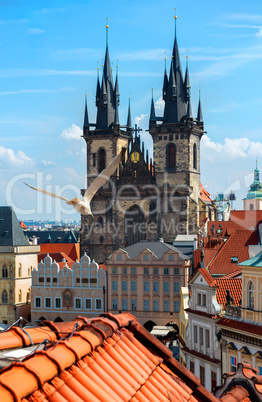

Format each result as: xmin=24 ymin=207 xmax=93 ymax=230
xmin=131 ymin=151 xmax=140 ymax=163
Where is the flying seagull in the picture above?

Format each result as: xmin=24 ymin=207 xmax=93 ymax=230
xmin=24 ymin=147 xmax=126 ymax=216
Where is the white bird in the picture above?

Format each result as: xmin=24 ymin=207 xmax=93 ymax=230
xmin=24 ymin=147 xmax=126 ymax=216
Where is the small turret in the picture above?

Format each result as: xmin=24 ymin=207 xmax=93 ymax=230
xmin=127 ymin=97 xmax=132 ymax=131
xmin=162 ymin=58 xmax=168 ymax=101
xmin=184 ymin=55 xmax=190 ymax=101
xmin=149 ymin=88 xmax=156 ymax=124
xmin=83 ymin=94 xmax=89 ymax=132
xmin=197 ymin=90 xmax=203 ymax=124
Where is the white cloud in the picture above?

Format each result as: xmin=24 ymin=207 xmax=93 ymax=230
xmin=155 ymin=97 xmax=164 ymax=112
xmin=27 ymin=28 xmax=45 ymax=35
xmin=0 ymin=146 xmax=32 ymax=166
xmin=0 ymin=88 xmax=74 ymax=96
xmin=201 ymin=134 xmax=262 ymax=160
xmin=41 ymin=160 xmax=55 ymax=166
xmin=60 ymin=124 xmax=82 ymax=141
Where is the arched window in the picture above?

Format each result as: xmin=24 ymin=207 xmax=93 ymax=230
xmin=2 ymin=290 xmax=8 ymax=304
xmin=18 ymin=264 xmax=22 ymax=278
xmin=167 ymin=144 xmax=176 ymax=169
xmin=98 ymin=148 xmax=106 ymax=173
xmin=250 ymin=203 xmax=254 ymax=211
xmin=18 ymin=290 xmax=22 ymax=303
xmin=2 ymin=265 xmax=8 ymax=278
xmin=248 ymin=281 xmax=254 ymax=309
xmin=193 ymin=143 xmax=197 ymax=170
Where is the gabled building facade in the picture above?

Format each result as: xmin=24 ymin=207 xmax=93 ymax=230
xmin=31 ymin=253 xmax=106 ymax=323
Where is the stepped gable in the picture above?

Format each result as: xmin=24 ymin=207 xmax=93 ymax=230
xmin=0 ymin=206 xmax=29 ymax=247
xmin=207 ymin=229 xmax=258 ymax=275
xmin=0 ymin=313 xmax=257 ymax=401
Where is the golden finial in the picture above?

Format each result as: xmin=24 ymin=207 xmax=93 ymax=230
xmin=102 ymin=64 xmax=104 ymax=67
xmin=106 ymin=17 xmax=108 ymax=28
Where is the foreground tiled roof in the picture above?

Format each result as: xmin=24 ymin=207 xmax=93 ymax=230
xmin=0 ymin=313 xmax=253 ymax=402
xmin=207 ymin=230 xmax=257 ymax=275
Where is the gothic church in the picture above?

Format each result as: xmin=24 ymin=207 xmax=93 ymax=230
xmin=80 ymin=25 xmax=204 ymax=263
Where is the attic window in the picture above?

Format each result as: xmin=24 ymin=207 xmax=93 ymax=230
xmin=231 ymin=257 xmax=238 ymax=263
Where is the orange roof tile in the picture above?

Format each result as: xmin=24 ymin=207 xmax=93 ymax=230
xmin=200 ymin=183 xmax=212 ymax=202
xmin=215 ymin=278 xmax=242 ymax=309
xmin=0 ymin=314 xmax=258 ymax=402
xmin=217 ymin=317 xmax=262 ymax=337
xmin=208 ymin=230 xmax=257 ymax=275
xmin=193 ymin=248 xmax=218 ymax=271
xmin=230 ymin=210 xmax=262 ymax=230
xmin=19 ymin=221 xmax=28 ymax=229
xmin=40 ymin=243 xmax=80 ymax=261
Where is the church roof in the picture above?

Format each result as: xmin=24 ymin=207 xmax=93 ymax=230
xmin=0 ymin=206 xmax=29 ymax=247
xmin=24 ymin=230 xmax=78 ymax=244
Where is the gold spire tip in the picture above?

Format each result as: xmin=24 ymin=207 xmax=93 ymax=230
xmin=106 ymin=25 xmax=108 ymax=28
xmin=174 ymin=15 xmax=177 ymax=19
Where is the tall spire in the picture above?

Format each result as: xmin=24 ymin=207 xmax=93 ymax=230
xmin=163 ymin=15 xmax=187 ymax=123
xmin=127 ymin=97 xmax=132 ymax=130
xmin=96 ymin=22 xmax=117 ymax=129
xmin=149 ymin=88 xmax=156 ymax=124
xmin=162 ymin=57 xmax=168 ymax=101
xmin=186 ymin=85 xmax=193 ymax=120
xmin=95 ymin=66 xmax=100 ymax=106
xmin=184 ymin=54 xmax=190 ymax=101
xmin=114 ymin=62 xmax=120 ymax=106
xmin=197 ymin=90 xmax=203 ymax=123
xmin=83 ymin=94 xmax=89 ymax=128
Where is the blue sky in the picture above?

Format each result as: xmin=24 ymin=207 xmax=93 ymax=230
xmin=1 ymin=0 xmax=262 ymax=221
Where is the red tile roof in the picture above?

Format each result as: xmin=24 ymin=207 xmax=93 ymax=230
xmin=230 ymin=210 xmax=262 ymax=230
xmin=198 ymin=267 xmax=214 ymax=286
xmin=0 ymin=314 xmax=255 ymax=402
xmin=217 ymin=317 xmax=262 ymax=337
xmin=200 ymin=183 xmax=213 ymax=202
xmin=40 ymin=243 xmax=80 ymax=261
xmin=193 ymin=248 xmax=218 ymax=271
xmin=19 ymin=221 xmax=28 ymax=229
xmin=208 ymin=230 xmax=257 ymax=275
xmin=215 ymin=278 xmax=242 ymax=309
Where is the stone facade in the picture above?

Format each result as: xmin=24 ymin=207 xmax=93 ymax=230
xmin=0 ymin=245 xmax=40 ymax=324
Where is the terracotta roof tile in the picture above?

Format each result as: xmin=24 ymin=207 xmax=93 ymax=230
xmin=200 ymin=183 xmax=213 ymax=202
xmin=208 ymin=230 xmax=257 ymax=275
xmin=193 ymin=248 xmax=217 ymax=271
xmin=215 ymin=278 xmax=242 ymax=309
xmin=217 ymin=317 xmax=262 ymax=337
xmin=0 ymin=314 xmax=257 ymax=402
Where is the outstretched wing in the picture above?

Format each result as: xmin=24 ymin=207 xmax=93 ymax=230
xmin=24 ymin=182 xmax=69 ymax=202
xmin=83 ymin=147 xmax=126 ymax=203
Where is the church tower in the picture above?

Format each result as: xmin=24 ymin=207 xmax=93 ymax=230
xmin=149 ymin=16 xmax=204 ymax=239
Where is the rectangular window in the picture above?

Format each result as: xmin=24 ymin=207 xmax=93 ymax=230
xmin=122 ymin=267 xmax=127 ymax=274
xmin=76 ymin=277 xmax=80 ymax=283
xmin=90 ymin=278 xmax=97 ymax=284
xmin=122 ymin=280 xmax=127 ymax=291
xmin=75 ymin=298 xmax=82 ymax=309
xmin=95 ymin=299 xmax=102 ymax=310
xmin=143 ymin=281 xmax=149 ymax=292
xmin=163 ymin=282 xmax=169 ymax=292
xmin=211 ymin=371 xmax=217 ymax=390
xmin=82 ymin=278 xmax=88 ymax=284
xmin=131 ymin=267 xmax=136 ymax=275
xmin=144 ymin=300 xmax=149 ymax=311
xmin=131 ymin=299 xmax=137 ymax=311
xmin=202 ymin=294 xmax=206 ymax=306
xmin=53 ymin=277 xmax=57 ymax=283
xmin=112 ymin=267 xmax=117 ymax=274
xmin=164 ymin=300 xmax=170 ymax=312
xmin=143 ymin=267 xmax=149 ymax=275
xmin=206 ymin=329 xmax=210 ymax=348
xmin=112 ymin=280 xmax=118 ymax=291
xmin=85 ymin=298 xmax=92 ymax=309
xmin=190 ymin=361 xmax=194 ymax=374
xmin=230 ymin=356 xmax=237 ymax=372
xmin=153 ymin=281 xmax=159 ymax=292
xmin=200 ymin=366 xmax=205 ymax=387
xmin=122 ymin=299 xmax=127 ymax=310
xmin=200 ymin=327 xmax=203 ymax=345
xmin=55 ymin=298 xmax=61 ymax=309
xmin=39 ymin=277 xmax=44 ymax=283
xmin=174 ymin=300 xmax=180 ymax=312
xmin=46 ymin=277 xmax=50 ymax=283
xmin=35 ymin=297 xmax=41 ymax=308
xmin=112 ymin=299 xmax=118 ymax=310
xmin=153 ymin=300 xmax=159 ymax=311
xmin=174 ymin=268 xmax=179 ymax=275
xmin=131 ymin=281 xmax=137 ymax=291
xmin=117 ymin=255 xmax=122 ymax=260
xmin=168 ymin=255 xmax=174 ymax=261
xmin=45 ymin=298 xmax=51 ymax=309
xmin=197 ymin=293 xmax=201 ymax=305
xmin=164 ymin=268 xmax=169 ymax=275
xmin=153 ymin=268 xmax=159 ymax=275
xmin=143 ymin=255 xmax=149 ymax=261
xmin=259 ymin=366 xmax=262 ymax=375
xmin=174 ymin=282 xmax=180 ymax=292
xmin=194 ymin=326 xmax=198 ymax=343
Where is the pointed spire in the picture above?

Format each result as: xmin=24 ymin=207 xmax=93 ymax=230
xmin=114 ymin=62 xmax=120 ymax=106
xmin=95 ymin=66 xmax=100 ymax=107
xmin=186 ymin=86 xmax=193 ymax=120
xmin=162 ymin=56 xmax=168 ymax=101
xmin=149 ymin=88 xmax=156 ymax=124
xmin=184 ymin=54 xmax=190 ymax=101
xmin=169 ymin=57 xmax=177 ymax=99
xmin=127 ymin=97 xmax=132 ymax=130
xmin=114 ymin=95 xmax=119 ymax=125
xmin=83 ymin=94 xmax=89 ymax=128
xmin=197 ymin=90 xmax=203 ymax=123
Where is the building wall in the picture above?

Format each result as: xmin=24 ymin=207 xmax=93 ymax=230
xmin=243 ymin=198 xmax=262 ymax=211
xmin=0 ymin=245 xmax=39 ymax=324
xmin=31 ymin=254 xmax=106 ymax=323
xmin=106 ymin=245 xmax=190 ymax=328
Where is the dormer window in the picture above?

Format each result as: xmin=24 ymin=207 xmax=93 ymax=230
xmin=231 ymin=257 xmax=238 ymax=263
